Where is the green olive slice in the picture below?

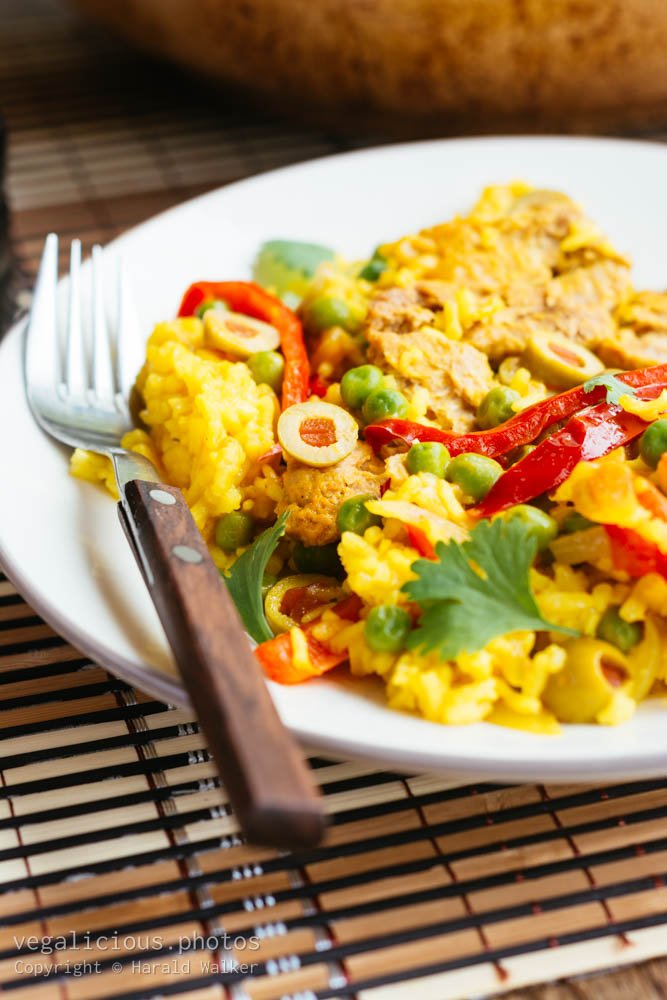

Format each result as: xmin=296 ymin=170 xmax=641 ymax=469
xmin=264 ymin=574 xmax=343 ymax=634
xmin=521 ymin=330 xmax=604 ymax=389
xmin=543 ymin=638 xmax=629 ymax=723
xmin=204 ymin=309 xmax=280 ymax=358
xmin=277 ymin=400 xmax=358 ymax=467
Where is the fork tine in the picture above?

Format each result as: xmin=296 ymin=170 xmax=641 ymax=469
xmin=26 ymin=233 xmax=59 ymax=394
xmin=91 ymin=244 xmax=115 ymax=401
xmin=116 ymin=257 xmax=144 ymax=401
xmin=64 ymin=239 xmax=87 ymax=396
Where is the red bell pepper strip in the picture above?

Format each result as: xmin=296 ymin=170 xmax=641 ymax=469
xmin=474 ymin=402 xmax=649 ymax=518
xmin=254 ymin=595 xmax=362 ymax=684
xmin=177 ymin=281 xmax=310 ymax=409
xmin=603 ymin=482 xmax=667 ymax=578
xmin=604 ymin=524 xmax=667 ymax=579
xmin=309 ymin=374 xmax=329 ymax=398
xmin=332 ymin=594 xmax=364 ymax=620
xmin=364 ymin=363 xmax=667 ymax=460
xmin=256 ymin=631 xmax=347 ymax=684
xmin=406 ymin=524 xmax=437 ymax=560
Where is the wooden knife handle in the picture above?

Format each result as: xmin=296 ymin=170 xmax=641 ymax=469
xmin=118 ymin=479 xmax=325 ymax=849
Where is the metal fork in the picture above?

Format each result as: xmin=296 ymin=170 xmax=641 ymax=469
xmin=25 ymin=234 xmax=324 ymax=849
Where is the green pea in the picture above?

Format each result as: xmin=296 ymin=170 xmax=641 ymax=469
xmin=476 ymin=386 xmax=521 ymax=430
xmin=358 ymin=249 xmax=388 ymax=282
xmin=445 ymin=453 xmax=503 ymax=502
xmin=195 ymin=298 xmax=227 ymax=319
xmin=639 ymin=419 xmax=667 ymax=468
xmin=340 ymin=365 xmax=384 ymax=409
xmin=562 ymin=511 xmax=595 ymax=534
xmin=362 ymin=387 xmax=409 ymax=424
xmin=504 ymin=504 xmax=558 ymax=551
xmin=338 ymin=495 xmax=382 ymax=536
xmin=596 ymin=607 xmax=643 ymax=654
xmin=406 ymin=441 xmax=451 ymax=478
xmin=248 ymin=350 xmax=285 ymax=392
xmin=309 ymin=296 xmax=355 ymax=332
xmin=364 ymin=605 xmax=412 ymax=653
xmin=215 ymin=511 xmax=255 ymax=552
xmin=293 ymin=541 xmax=343 ymax=577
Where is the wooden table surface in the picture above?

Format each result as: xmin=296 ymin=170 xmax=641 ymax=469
xmin=3 ymin=2 xmax=667 ymax=997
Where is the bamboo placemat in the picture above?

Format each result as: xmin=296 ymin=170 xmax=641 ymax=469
xmin=4 ymin=1 xmax=667 ymax=998
xmin=4 ymin=573 xmax=667 ymax=1000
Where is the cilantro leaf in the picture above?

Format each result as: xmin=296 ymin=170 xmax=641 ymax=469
xmin=253 ymin=240 xmax=336 ymax=302
xmin=222 ymin=512 xmax=289 ymax=643
xmin=402 ymin=517 xmax=577 ymax=659
xmin=583 ymin=373 xmax=637 ymax=406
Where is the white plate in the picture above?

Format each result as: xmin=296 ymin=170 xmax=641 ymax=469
xmin=3 ymin=136 xmax=667 ymax=781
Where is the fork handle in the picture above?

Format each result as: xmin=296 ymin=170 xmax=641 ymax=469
xmin=117 ymin=479 xmax=325 ymax=849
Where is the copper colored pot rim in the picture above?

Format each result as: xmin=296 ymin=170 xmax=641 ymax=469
xmin=71 ymin=0 xmax=667 ymax=136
